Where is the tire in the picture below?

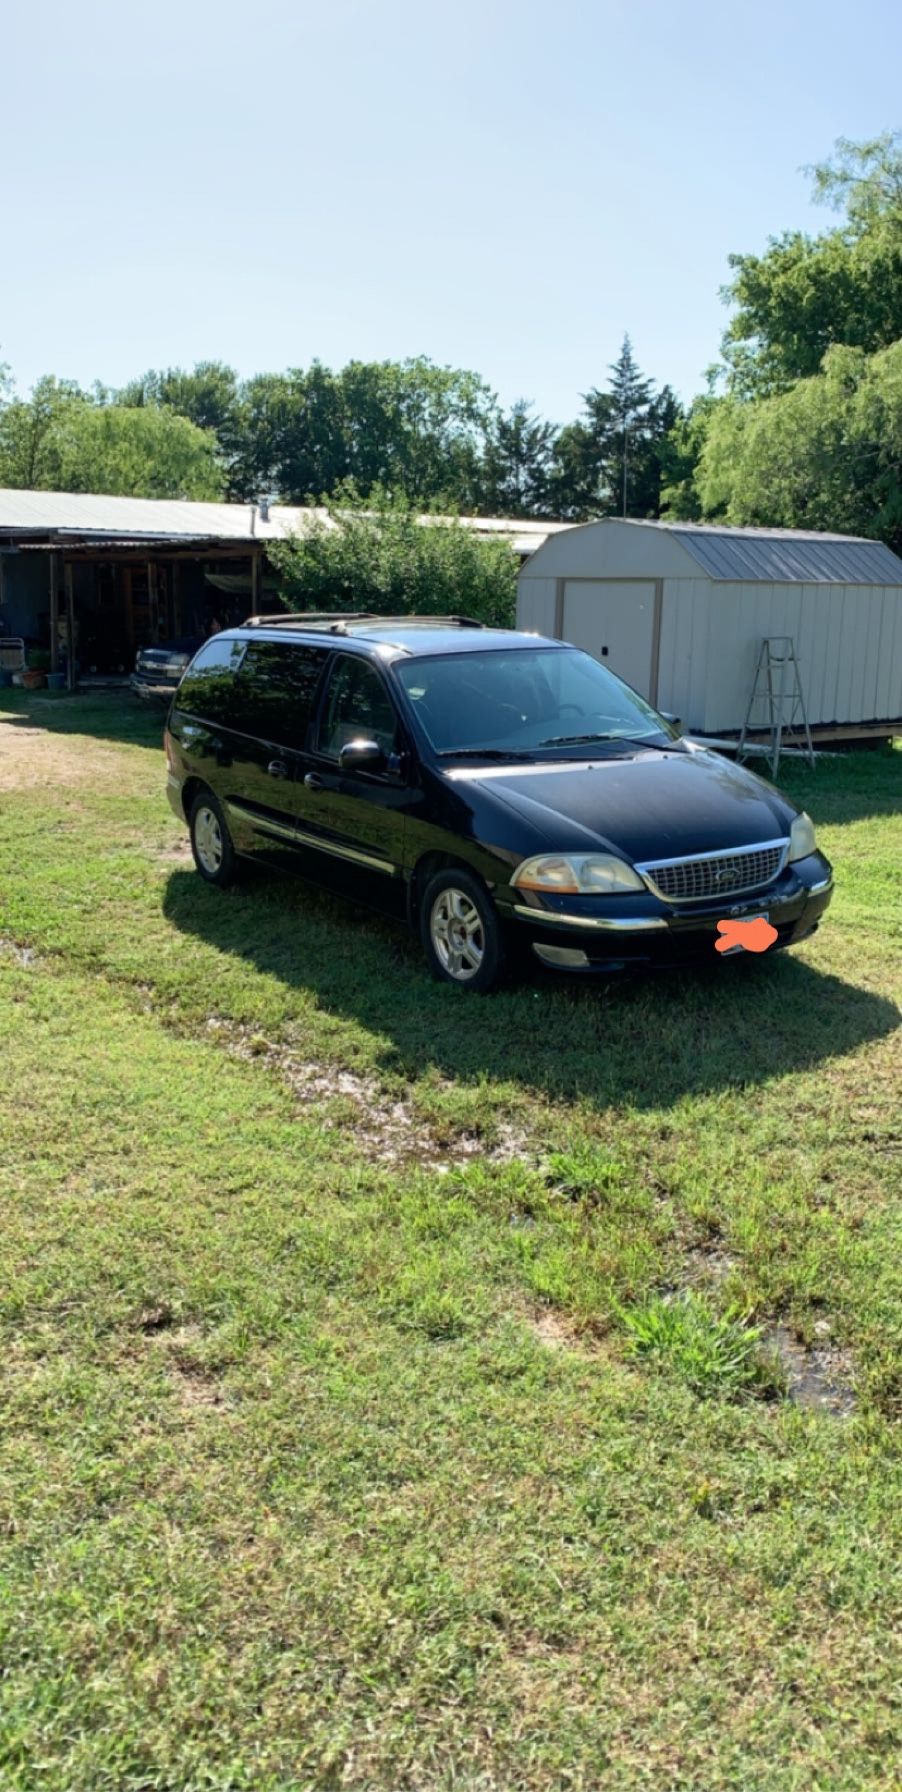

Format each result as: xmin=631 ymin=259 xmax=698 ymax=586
xmin=188 ymin=790 xmax=238 ymax=888
xmin=420 ymin=867 xmax=505 ymax=993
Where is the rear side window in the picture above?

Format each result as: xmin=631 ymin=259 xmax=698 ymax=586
xmin=234 ymin=641 xmax=329 ymax=749
xmin=176 ymin=637 xmax=244 ymax=723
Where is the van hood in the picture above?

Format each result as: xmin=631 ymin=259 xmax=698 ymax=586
xmin=444 ymin=747 xmax=795 ymax=862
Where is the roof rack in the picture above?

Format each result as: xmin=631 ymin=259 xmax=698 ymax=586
xmin=241 ymin=611 xmax=486 ymax=633
xmin=242 ymin=610 xmax=378 ymax=629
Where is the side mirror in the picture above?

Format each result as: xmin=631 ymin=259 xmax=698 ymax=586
xmin=659 ymin=711 xmax=684 ymax=738
xmin=338 ymin=737 xmax=386 ymax=772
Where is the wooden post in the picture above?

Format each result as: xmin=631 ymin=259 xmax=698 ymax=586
xmin=65 ymin=563 xmax=76 ymax=692
xmin=172 ymin=560 xmax=181 ymax=636
xmin=251 ymin=549 xmax=261 ymax=614
xmin=147 ymin=560 xmax=159 ymax=641
xmin=49 ymin=551 xmax=61 ymax=672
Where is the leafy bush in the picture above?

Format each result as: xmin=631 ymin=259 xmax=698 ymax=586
xmin=267 ymin=483 xmax=519 ymax=627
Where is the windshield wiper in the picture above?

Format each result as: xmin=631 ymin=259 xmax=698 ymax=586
xmin=435 ymin=747 xmax=537 ymax=762
xmin=539 ymin=732 xmax=683 ymax=751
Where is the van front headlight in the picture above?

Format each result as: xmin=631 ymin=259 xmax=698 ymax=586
xmin=788 ymin=812 xmax=817 ymax=862
xmin=512 ymin=853 xmax=644 ymax=895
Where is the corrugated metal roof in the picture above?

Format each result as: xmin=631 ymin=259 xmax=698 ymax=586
xmin=0 ymin=488 xmax=568 ymax=558
xmin=0 ymin=489 xmax=332 ymax=542
xmin=631 ymin=520 xmax=902 ymax=585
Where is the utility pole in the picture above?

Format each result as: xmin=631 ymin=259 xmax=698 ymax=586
xmin=622 ymin=418 xmax=629 ymax=517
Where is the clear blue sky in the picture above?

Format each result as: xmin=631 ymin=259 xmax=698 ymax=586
xmin=4 ymin=0 xmax=900 ymax=425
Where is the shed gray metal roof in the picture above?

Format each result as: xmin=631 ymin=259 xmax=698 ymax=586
xmin=637 ymin=520 xmax=902 ymax=585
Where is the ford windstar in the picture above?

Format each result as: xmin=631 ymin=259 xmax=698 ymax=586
xmin=164 ymin=614 xmax=833 ymax=992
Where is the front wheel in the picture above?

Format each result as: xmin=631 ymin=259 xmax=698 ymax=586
xmin=189 ymin=790 xmax=238 ymax=888
xmin=420 ymin=868 xmax=505 ymax=993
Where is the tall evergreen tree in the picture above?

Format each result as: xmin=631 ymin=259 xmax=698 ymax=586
xmin=551 ymin=337 xmax=682 ymax=519
xmin=478 ymin=400 xmax=558 ymax=516
xmin=605 ymin=335 xmax=655 ymax=515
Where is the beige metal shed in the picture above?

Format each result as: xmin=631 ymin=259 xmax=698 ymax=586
xmin=516 ymin=518 xmax=902 ymax=741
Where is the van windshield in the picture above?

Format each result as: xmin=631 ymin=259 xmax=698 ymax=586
xmin=395 ymin=646 xmax=676 ymax=758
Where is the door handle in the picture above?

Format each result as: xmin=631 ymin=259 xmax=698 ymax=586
xmin=267 ymin=759 xmax=289 ymax=779
xmin=304 ymin=772 xmax=324 ymax=791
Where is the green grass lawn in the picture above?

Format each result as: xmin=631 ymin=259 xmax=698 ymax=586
xmin=0 ymin=690 xmax=900 ymax=1791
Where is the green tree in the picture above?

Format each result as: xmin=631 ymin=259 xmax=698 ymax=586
xmin=225 ymin=358 xmax=494 ymax=509
xmin=267 ymin=484 xmax=519 ymax=626
xmin=235 ymin=365 xmax=348 ymax=503
xmin=551 ymin=337 xmax=682 ymax=518
xmin=693 ymin=341 xmax=902 ymax=549
xmin=659 ymin=388 xmax=723 ymax=519
xmin=0 ymin=377 xmax=88 ymax=488
xmin=0 ymin=381 xmax=222 ymax=499
xmin=722 ymin=132 xmax=902 ymax=396
xmin=118 ymin=361 xmax=242 ymax=436
xmin=52 ymin=404 xmax=223 ymax=499
xmin=604 ymin=335 xmax=656 ymax=515
xmin=477 ymin=400 xmax=558 ymax=516
xmin=117 ymin=361 xmax=251 ymax=497
xmin=334 ymin=359 xmax=492 ymax=506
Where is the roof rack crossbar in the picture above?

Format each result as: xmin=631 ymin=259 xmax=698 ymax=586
xmin=242 ymin=610 xmax=379 ymax=627
xmin=241 ymin=611 xmax=486 ymax=631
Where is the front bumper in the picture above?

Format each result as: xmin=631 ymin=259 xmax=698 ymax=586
xmin=505 ymin=853 xmax=834 ymax=973
xmin=131 ymin=674 xmax=179 ymax=702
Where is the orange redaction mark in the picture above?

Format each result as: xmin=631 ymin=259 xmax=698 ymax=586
xmin=715 ymin=915 xmax=779 ymax=954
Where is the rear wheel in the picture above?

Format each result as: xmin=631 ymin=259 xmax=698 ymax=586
xmin=420 ymin=868 xmax=505 ymax=993
xmin=189 ymin=791 xmax=238 ymax=888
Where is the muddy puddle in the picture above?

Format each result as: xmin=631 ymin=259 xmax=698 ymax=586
xmin=764 ymin=1323 xmax=857 ymax=1417
xmin=205 ymin=1016 xmax=532 ymax=1169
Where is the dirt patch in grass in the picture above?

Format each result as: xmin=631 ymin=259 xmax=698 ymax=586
xmin=681 ymin=1241 xmax=739 ymax=1287
xmin=517 ymin=1296 xmax=610 ymax=1356
xmin=169 ymin=1366 xmax=228 ymax=1411
xmin=665 ymin=1241 xmax=857 ymax=1414
xmin=155 ymin=837 xmax=193 ymax=865
xmin=205 ymin=1015 xmax=533 ymax=1169
xmin=0 ymin=714 xmax=128 ymax=793
xmin=137 ymin=1304 xmax=177 ymax=1333
xmin=527 ymin=1309 xmax=592 ymax=1352
xmin=0 ymin=938 xmax=41 ymax=968
xmin=139 ymin=1319 xmax=230 ymax=1411
xmin=763 ymin=1323 xmax=857 ymax=1417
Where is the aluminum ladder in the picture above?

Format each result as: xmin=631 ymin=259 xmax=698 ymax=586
xmin=737 ymin=636 xmax=815 ymax=777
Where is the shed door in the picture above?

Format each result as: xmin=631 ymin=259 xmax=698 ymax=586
xmin=562 ymin=580 xmax=656 ymax=698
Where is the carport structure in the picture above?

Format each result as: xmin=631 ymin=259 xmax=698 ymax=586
xmin=0 ymin=491 xmax=293 ymax=685
xmin=0 ymin=490 xmax=567 ymax=686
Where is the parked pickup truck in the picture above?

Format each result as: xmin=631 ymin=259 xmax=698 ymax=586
xmin=131 ymin=638 xmax=205 ymax=701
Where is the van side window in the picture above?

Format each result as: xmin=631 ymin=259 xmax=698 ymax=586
xmin=177 ymin=637 xmax=245 ymax=724
xmin=234 ymin=641 xmax=329 ymax=748
xmin=315 ymin=656 xmax=399 ymax=760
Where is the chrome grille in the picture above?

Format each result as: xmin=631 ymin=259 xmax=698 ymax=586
xmin=638 ymin=841 xmax=788 ymax=904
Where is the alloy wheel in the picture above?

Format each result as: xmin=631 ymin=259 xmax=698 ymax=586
xmin=194 ymin=805 xmax=223 ymax=875
xmin=430 ymin=886 xmax=485 ymax=981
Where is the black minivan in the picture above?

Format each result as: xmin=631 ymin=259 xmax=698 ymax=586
xmin=164 ymin=613 xmax=833 ymax=992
